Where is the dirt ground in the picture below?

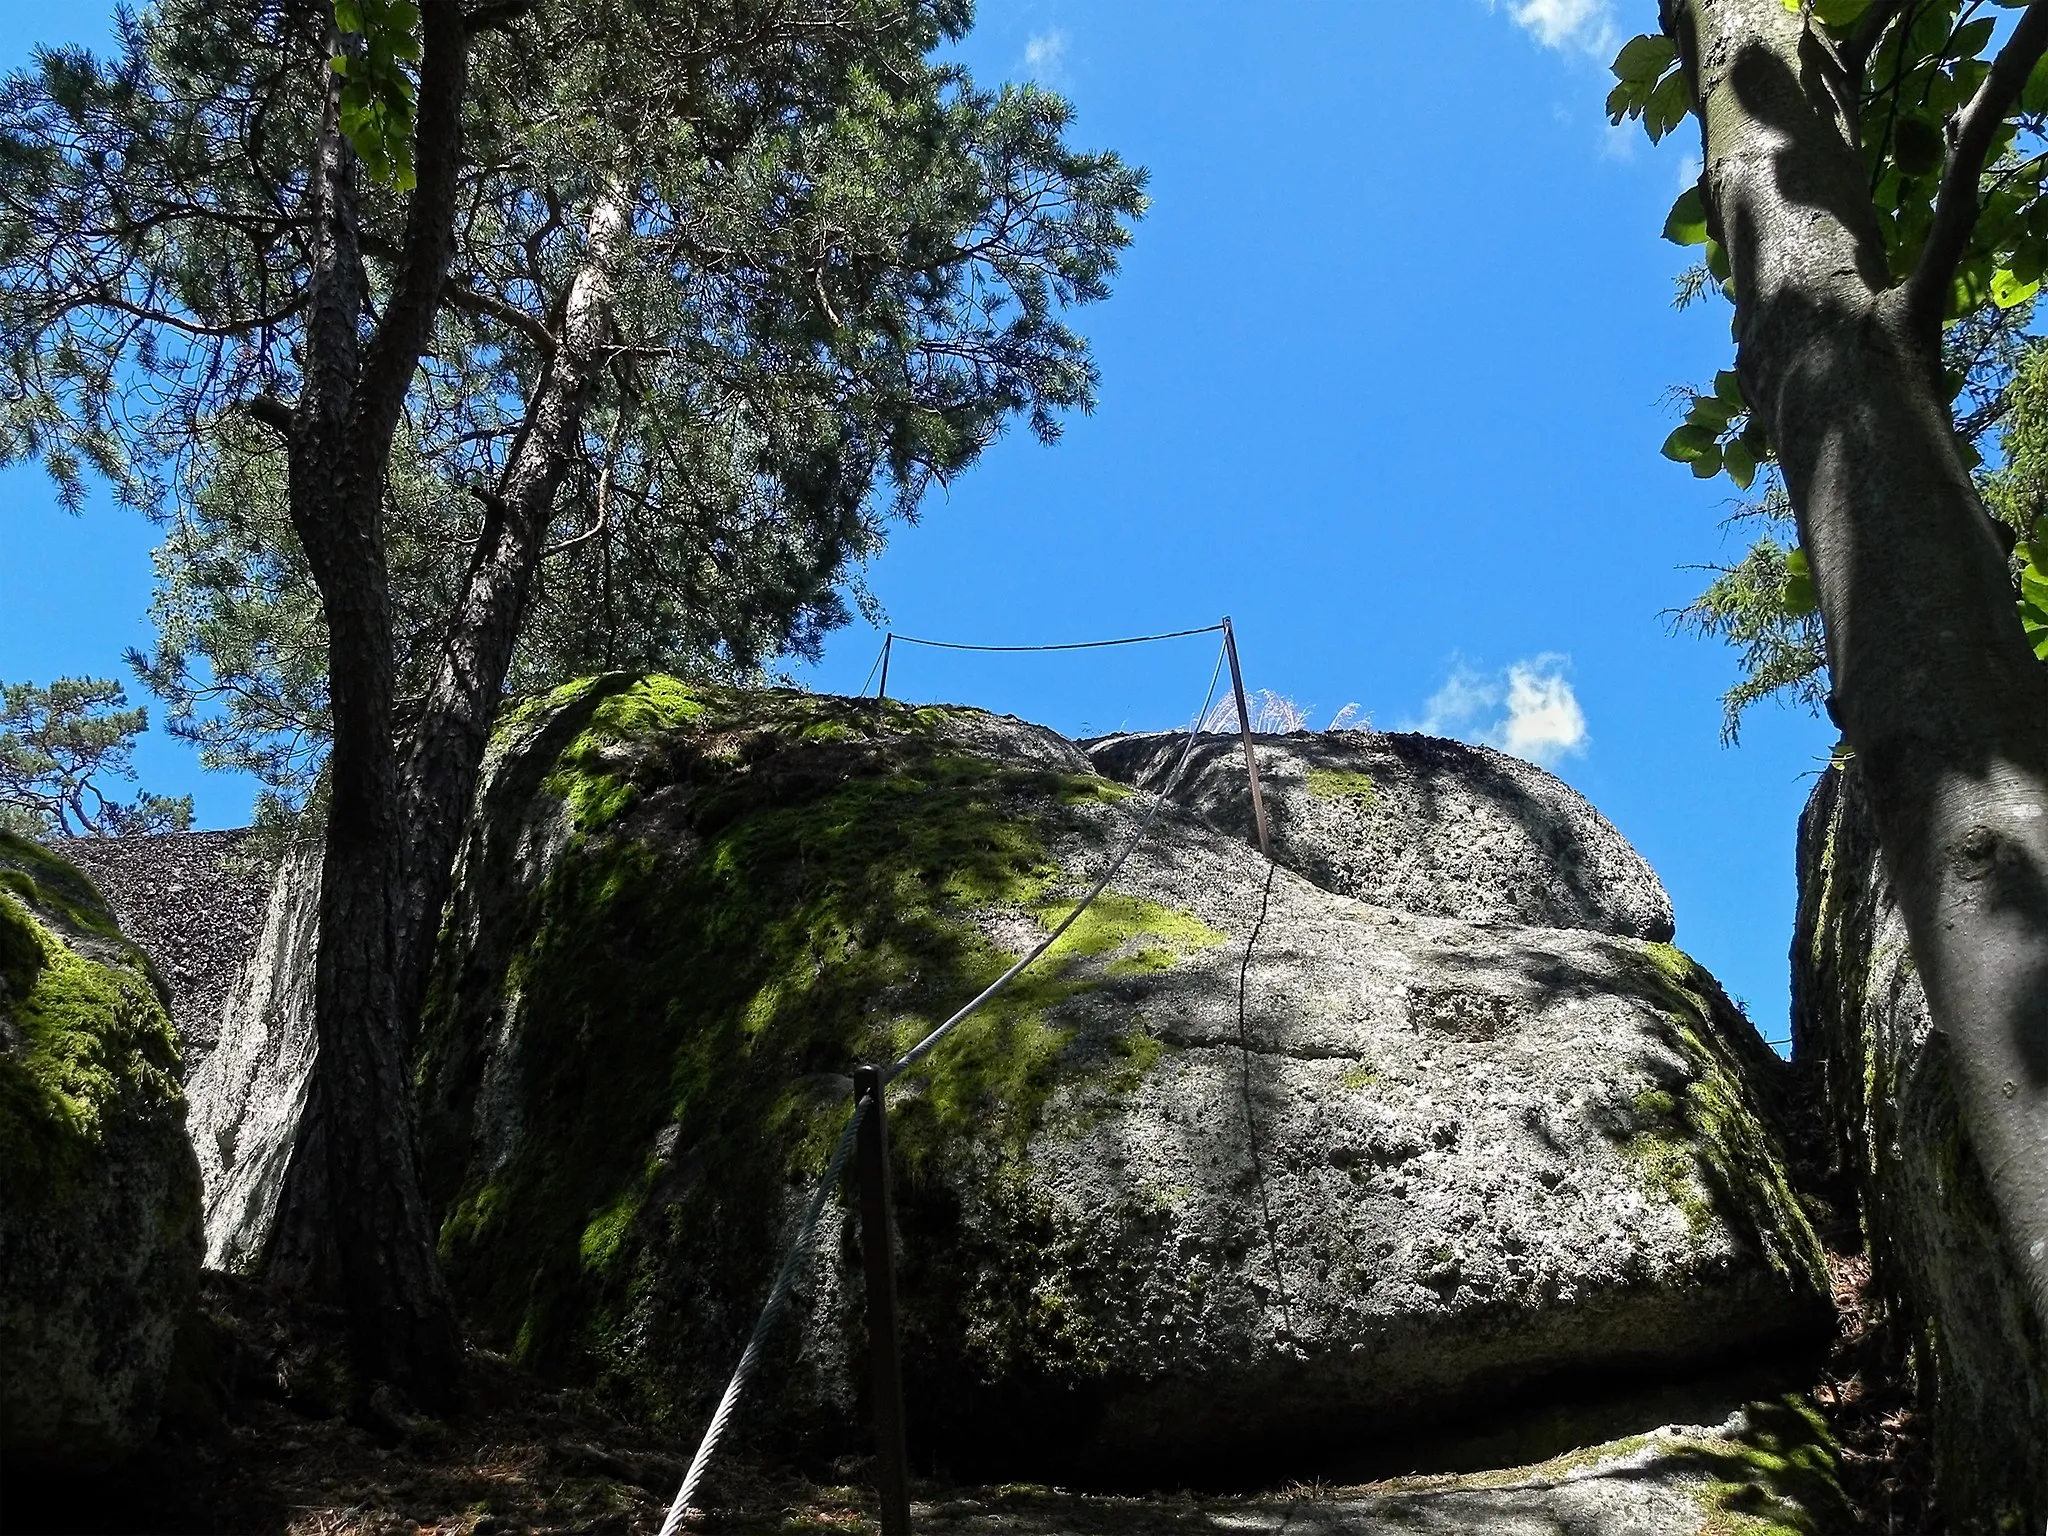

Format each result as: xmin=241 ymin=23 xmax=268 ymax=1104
xmin=0 ymin=1248 xmax=1929 ymax=1536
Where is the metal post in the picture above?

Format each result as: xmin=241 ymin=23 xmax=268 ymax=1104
xmin=1221 ymin=617 xmax=1274 ymax=861
xmin=852 ymin=1065 xmax=912 ymax=1535
xmin=876 ymin=635 xmax=893 ymax=700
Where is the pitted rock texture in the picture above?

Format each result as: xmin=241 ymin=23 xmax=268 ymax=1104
xmin=1794 ymin=759 xmax=2048 ymax=1532
xmin=55 ymin=829 xmax=273 ymax=1068
xmin=0 ymin=831 xmax=203 ymax=1470
xmin=908 ymin=1400 xmax=1851 ymax=1535
xmin=186 ymin=840 xmax=322 ymax=1271
xmin=412 ymin=676 xmax=1824 ymax=1482
xmin=1084 ymin=731 xmax=1674 ymax=942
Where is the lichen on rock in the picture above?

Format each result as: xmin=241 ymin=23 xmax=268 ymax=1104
xmin=1793 ymin=758 xmax=2048 ymax=1531
xmin=0 ymin=829 xmax=203 ymax=1470
xmin=408 ymin=676 xmax=1827 ymax=1485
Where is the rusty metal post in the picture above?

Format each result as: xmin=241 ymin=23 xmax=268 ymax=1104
xmin=1221 ymin=617 xmax=1273 ymax=861
xmin=852 ymin=1065 xmax=912 ymax=1535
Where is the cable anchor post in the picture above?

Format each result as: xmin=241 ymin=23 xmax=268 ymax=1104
xmin=1221 ymin=617 xmax=1274 ymax=862
xmin=877 ymin=635 xmax=893 ymax=700
xmin=852 ymin=1064 xmax=913 ymax=1535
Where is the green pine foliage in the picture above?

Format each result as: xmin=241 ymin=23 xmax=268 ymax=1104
xmin=1 ymin=0 xmax=1147 ymax=805
xmin=0 ymin=678 xmax=192 ymax=839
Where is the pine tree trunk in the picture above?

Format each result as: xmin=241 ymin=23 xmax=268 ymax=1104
xmin=392 ymin=192 xmax=629 ymax=1023
xmin=259 ymin=0 xmax=471 ymax=1407
xmin=1676 ymin=0 xmax=2048 ymax=1522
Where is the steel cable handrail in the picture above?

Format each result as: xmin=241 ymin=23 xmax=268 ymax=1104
xmin=655 ymin=633 xmax=1231 ymax=1531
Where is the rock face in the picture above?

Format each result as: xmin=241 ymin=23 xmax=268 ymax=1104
xmin=413 ymin=676 xmax=1825 ymax=1481
xmin=54 ymin=830 xmax=274 ymax=1071
xmin=909 ymin=1399 xmax=1853 ymax=1535
xmin=1793 ymin=759 xmax=2048 ymax=1530
xmin=1084 ymin=731 xmax=1674 ymax=942
xmin=0 ymin=830 xmax=203 ymax=1469
xmin=186 ymin=840 xmax=322 ymax=1271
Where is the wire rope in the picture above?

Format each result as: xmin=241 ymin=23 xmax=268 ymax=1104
xmin=655 ymin=631 xmax=1231 ymax=1529
xmin=884 ymin=622 xmax=1224 ymax=655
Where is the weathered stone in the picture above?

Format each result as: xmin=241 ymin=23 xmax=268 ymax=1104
xmin=54 ymin=830 xmax=274 ymax=1071
xmin=1084 ymin=731 xmax=1674 ymax=942
xmin=908 ymin=1399 xmax=1853 ymax=1535
xmin=186 ymin=839 xmax=322 ymax=1272
xmin=413 ymin=677 xmax=1825 ymax=1482
xmin=1793 ymin=758 xmax=2048 ymax=1530
xmin=0 ymin=831 xmax=203 ymax=1469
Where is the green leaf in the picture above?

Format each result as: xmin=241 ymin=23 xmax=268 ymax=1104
xmin=1690 ymin=394 xmax=1740 ymax=431
xmin=1952 ymin=16 xmax=1997 ymax=60
xmin=1893 ymin=116 xmax=1945 ymax=178
xmin=1992 ymin=268 xmax=2040 ymax=309
xmin=1723 ymin=438 xmax=1758 ymax=490
xmin=1646 ymin=71 xmax=1692 ymax=143
xmin=1664 ymin=186 xmax=1709 ymax=246
xmin=1691 ymin=443 xmax=1724 ymax=478
xmin=1611 ymin=34 xmax=1676 ymax=84
xmin=1663 ymin=422 xmax=1719 ymax=461
xmin=1714 ymin=369 xmax=1744 ymax=405
xmin=1810 ymin=0 xmax=1876 ymax=24
xmin=2024 ymin=53 xmax=2048 ymax=115
xmin=1706 ymin=237 xmax=1731 ymax=282
xmin=1956 ymin=431 xmax=1984 ymax=469
xmin=1783 ymin=547 xmax=1819 ymax=617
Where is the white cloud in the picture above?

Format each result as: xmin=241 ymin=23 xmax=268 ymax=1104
xmin=1022 ymin=29 xmax=1067 ymax=78
xmin=1416 ymin=655 xmax=1589 ymax=767
xmin=1489 ymin=0 xmax=1619 ymax=56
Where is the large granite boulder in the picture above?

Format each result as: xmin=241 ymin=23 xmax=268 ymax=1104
xmin=1793 ymin=758 xmax=2048 ymax=1531
xmin=1084 ymin=730 xmax=1674 ymax=941
xmin=408 ymin=676 xmax=1825 ymax=1481
xmin=186 ymin=839 xmax=322 ymax=1272
xmin=0 ymin=831 xmax=203 ymax=1469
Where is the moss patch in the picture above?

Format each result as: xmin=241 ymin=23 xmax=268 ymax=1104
xmin=1304 ymin=767 xmax=1378 ymax=806
xmin=0 ymin=832 xmax=184 ymax=1205
xmin=1610 ymin=942 xmax=1825 ymax=1289
xmin=421 ymin=680 xmax=1216 ymax=1428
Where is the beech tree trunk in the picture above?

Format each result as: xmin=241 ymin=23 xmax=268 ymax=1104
xmin=1673 ymin=0 xmax=2048 ymax=1516
xmin=261 ymin=0 xmax=472 ymax=1406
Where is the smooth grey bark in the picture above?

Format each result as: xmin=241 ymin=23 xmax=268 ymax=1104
xmin=262 ymin=0 xmax=471 ymax=1405
xmin=1670 ymin=0 xmax=2048 ymax=1523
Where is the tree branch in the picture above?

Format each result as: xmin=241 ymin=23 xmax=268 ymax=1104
xmin=1846 ymin=0 xmax=1907 ymax=85
xmin=351 ymin=0 xmax=470 ymax=455
xmin=1906 ymin=0 xmax=2048 ymax=337
xmin=442 ymin=278 xmax=557 ymax=353
xmin=246 ymin=393 xmax=296 ymax=436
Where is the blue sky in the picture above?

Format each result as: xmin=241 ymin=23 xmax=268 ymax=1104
xmin=0 ymin=0 xmax=1836 ymax=1045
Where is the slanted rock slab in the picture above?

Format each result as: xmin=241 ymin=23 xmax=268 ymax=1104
xmin=0 ymin=831 xmax=203 ymax=1470
xmin=1085 ymin=730 xmax=1674 ymax=941
xmin=413 ymin=676 xmax=1826 ymax=1483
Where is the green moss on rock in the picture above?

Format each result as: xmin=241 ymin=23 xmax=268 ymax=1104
xmin=0 ymin=833 xmax=184 ymax=1198
xmin=1611 ymin=942 xmax=1826 ymax=1292
xmin=421 ymin=679 xmax=1213 ymax=1430
xmin=1303 ymin=767 xmax=1378 ymax=806
xmin=0 ymin=830 xmax=201 ymax=1469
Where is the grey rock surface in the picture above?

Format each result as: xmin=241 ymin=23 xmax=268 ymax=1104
xmin=0 ymin=832 xmax=203 ymax=1470
xmin=1793 ymin=760 xmax=2048 ymax=1530
xmin=910 ymin=1404 xmax=1847 ymax=1534
xmin=1084 ymin=731 xmax=1674 ymax=942
xmin=185 ymin=840 xmax=322 ymax=1271
xmin=415 ymin=678 xmax=1825 ymax=1482
xmin=54 ymin=830 xmax=274 ymax=1068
